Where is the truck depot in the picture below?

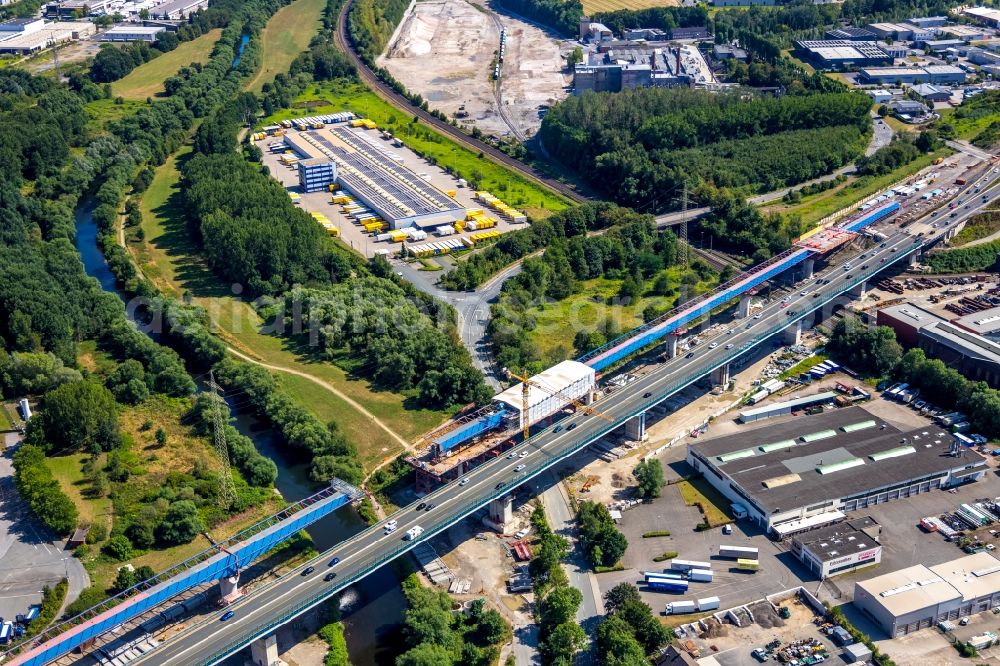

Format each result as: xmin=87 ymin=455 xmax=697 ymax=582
xmin=686 ymin=406 xmax=987 ymax=534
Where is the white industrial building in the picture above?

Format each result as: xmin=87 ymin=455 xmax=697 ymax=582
xmin=854 ymin=552 xmax=1000 ymax=636
xmin=0 ymin=20 xmax=94 ymax=54
xmin=687 ymin=406 xmax=988 ymax=533
xmin=494 ymin=360 xmax=595 ymax=430
xmin=101 ymin=25 xmax=166 ymax=41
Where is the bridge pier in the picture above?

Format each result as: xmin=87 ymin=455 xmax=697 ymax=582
xmin=802 ymin=258 xmax=815 ymax=281
xmin=849 ymin=280 xmax=867 ymax=299
xmin=908 ymin=252 xmax=919 ymax=268
xmin=623 ymin=412 xmax=647 ymax=442
xmin=219 ymin=574 xmax=240 ymax=604
xmin=664 ymin=334 xmax=679 ymax=359
xmin=711 ymin=364 xmax=730 ymax=387
xmin=484 ymin=494 xmax=514 ymax=534
xmin=738 ymin=294 xmax=752 ymax=319
xmin=783 ymin=320 xmax=804 ymax=346
xmin=249 ymin=633 xmax=284 ymax=666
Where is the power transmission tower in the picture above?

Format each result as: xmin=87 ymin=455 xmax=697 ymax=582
xmin=679 ymin=181 xmax=689 ymax=268
xmin=208 ymin=370 xmax=236 ymax=509
xmin=50 ymin=31 xmax=61 ymax=81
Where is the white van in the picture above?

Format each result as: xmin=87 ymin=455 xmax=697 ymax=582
xmin=404 ymin=526 xmax=424 ymax=541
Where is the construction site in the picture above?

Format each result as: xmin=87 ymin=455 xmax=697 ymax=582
xmin=376 ymin=0 xmax=573 ymax=140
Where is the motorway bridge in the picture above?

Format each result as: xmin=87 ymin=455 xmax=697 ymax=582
xmin=12 ymin=166 xmax=1000 ymax=666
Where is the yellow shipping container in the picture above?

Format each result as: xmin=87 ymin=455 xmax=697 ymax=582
xmin=454 ymin=220 xmax=466 ymax=232
xmin=389 ymin=231 xmax=407 ymax=242
xmin=350 ymin=119 xmax=365 ymax=128
xmin=362 ymin=119 xmax=377 ymax=129
xmin=328 ymin=183 xmax=340 ymax=192
xmin=446 ymin=190 xmax=457 ymax=197
xmin=327 ymin=227 xmax=340 ymax=237
xmin=465 ymin=208 xmax=484 ymax=219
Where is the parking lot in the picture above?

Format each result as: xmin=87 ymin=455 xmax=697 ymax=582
xmin=258 ymin=130 xmax=525 ymax=259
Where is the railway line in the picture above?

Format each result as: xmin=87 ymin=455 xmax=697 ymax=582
xmin=334 ymin=0 xmax=584 ymax=203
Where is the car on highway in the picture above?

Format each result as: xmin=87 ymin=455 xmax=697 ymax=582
xmin=384 ymin=519 xmax=397 ymax=530
xmin=780 ymin=301 xmax=790 ymax=308
xmin=302 ymin=566 xmax=315 ymax=576
xmin=495 ymin=481 xmax=506 ymax=489
xmin=725 ymin=328 xmax=733 ymax=335
xmin=328 ymin=557 xmax=340 ymax=567
xmin=424 ymin=503 xmax=435 ymax=511
xmin=686 ymin=351 xmax=695 ymax=358
xmin=787 ymin=310 xmax=796 ymax=316
xmin=220 ymin=611 xmax=235 ymax=622
xmin=507 ymin=452 xmax=517 ymax=459
xmin=416 ymin=502 xmax=426 ymax=511
xmin=861 ymin=264 xmax=868 ymax=270
xmin=553 ymin=425 xmax=563 ymax=433
xmin=800 ymin=291 xmax=807 ymax=296
xmin=754 ymin=313 xmax=762 ymax=319
xmin=813 ymin=292 xmax=821 ymax=298
xmin=725 ymin=343 xmax=734 ymax=349
xmin=709 ymin=342 xmax=719 ymax=349
xmin=643 ymin=392 xmax=652 ymax=398
xmin=324 ymin=572 xmax=337 ymax=582
xmin=566 ymin=423 xmax=577 ymax=431
xmin=519 ymin=450 xmax=528 ymax=458
xmin=515 ymin=464 xmax=526 ymax=472
xmin=459 ymin=478 xmax=469 ymax=486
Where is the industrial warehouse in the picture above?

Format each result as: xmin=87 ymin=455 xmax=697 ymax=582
xmin=686 ymin=406 xmax=987 ymax=533
xmin=853 ymin=552 xmax=1000 ymax=636
xmin=408 ymin=361 xmax=596 ymax=492
xmin=282 ymin=126 xmax=466 ymax=231
xmin=790 ymin=516 xmax=883 ymax=578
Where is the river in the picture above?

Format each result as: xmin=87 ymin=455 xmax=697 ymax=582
xmin=74 ymin=203 xmax=404 ymax=665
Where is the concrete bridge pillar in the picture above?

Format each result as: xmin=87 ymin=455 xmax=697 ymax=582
xmin=738 ymin=294 xmax=752 ymax=319
xmin=483 ymin=494 xmax=514 ymax=534
xmin=849 ymin=280 xmax=867 ymax=299
xmin=249 ymin=633 xmax=283 ymax=666
xmin=711 ymin=363 xmax=730 ymax=386
xmin=664 ymin=335 xmax=679 ymax=359
xmin=908 ymin=251 xmax=920 ymax=268
xmin=802 ymin=258 xmax=815 ymax=280
xmin=219 ymin=574 xmax=239 ymax=603
xmin=783 ymin=320 xmax=804 ymax=346
xmin=623 ymin=412 xmax=647 ymax=442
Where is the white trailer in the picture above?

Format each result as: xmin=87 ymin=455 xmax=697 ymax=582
xmin=697 ymin=596 xmax=720 ymax=611
xmin=689 ymin=569 xmax=714 ymax=583
xmin=718 ymin=545 xmax=758 ymax=559
xmin=665 ymin=600 xmax=696 ymax=615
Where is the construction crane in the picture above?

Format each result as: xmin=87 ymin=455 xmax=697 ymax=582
xmin=503 ymin=368 xmax=612 ymax=442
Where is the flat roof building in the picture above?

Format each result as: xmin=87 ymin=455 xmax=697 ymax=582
xmin=0 ymin=20 xmax=93 ymax=54
xmin=952 ymin=305 xmax=1000 ymax=339
xmin=0 ymin=17 xmax=45 ymax=33
xmin=868 ymin=88 xmax=893 ymax=103
xmin=791 ymin=517 xmax=882 ymax=578
xmin=941 ymin=24 xmax=992 ymax=41
xmin=825 ymin=27 xmax=877 ymax=41
xmin=854 ymin=552 xmax=1000 ymax=636
xmin=101 ymin=25 xmax=166 ymax=41
xmin=908 ymin=16 xmax=948 ymax=29
xmin=149 ymin=0 xmax=208 ymax=19
xmin=795 ymin=40 xmax=893 ymax=69
xmin=45 ymin=0 xmax=113 ymax=16
xmin=963 ymin=6 xmax=1000 ymax=28
xmin=574 ymin=44 xmax=690 ymax=93
xmin=737 ymin=391 xmax=838 ymax=423
xmin=878 ymin=302 xmax=1000 ymax=387
xmin=283 ymin=128 xmax=465 ymax=230
xmin=686 ymin=406 xmax=987 ymax=533
xmin=860 ymin=65 xmax=965 ymax=85
xmin=867 ymin=22 xmax=915 ymax=40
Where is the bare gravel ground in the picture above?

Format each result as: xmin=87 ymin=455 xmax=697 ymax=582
xmin=377 ymin=0 xmax=571 ymax=139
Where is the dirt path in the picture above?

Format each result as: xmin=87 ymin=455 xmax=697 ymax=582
xmin=224 ymin=347 xmax=412 ymax=451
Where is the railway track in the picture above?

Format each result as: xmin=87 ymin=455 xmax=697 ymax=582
xmin=335 ymin=0 xmax=585 ymax=204
xmin=485 ymin=12 xmax=526 ymax=143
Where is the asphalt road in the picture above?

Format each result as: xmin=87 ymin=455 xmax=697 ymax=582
xmin=95 ymin=172 xmax=1000 ymax=666
xmin=128 ymin=230 xmax=929 ymax=666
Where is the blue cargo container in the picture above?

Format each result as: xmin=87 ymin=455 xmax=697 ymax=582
xmin=647 ymin=579 xmax=689 ymax=593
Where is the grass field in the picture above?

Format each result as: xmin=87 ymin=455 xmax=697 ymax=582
xmin=261 ymin=82 xmax=571 ymax=215
xmin=0 ymin=404 xmax=14 ymax=431
xmin=45 ymin=454 xmax=113 ymax=528
xmin=582 ymin=0 xmax=677 ymax=13
xmin=779 ymin=353 xmax=828 ymax=380
xmin=525 ymin=271 xmax=716 ymax=364
xmin=85 ymin=98 xmax=144 ymax=133
xmin=763 ymin=148 xmax=950 ymax=225
xmin=244 ymin=0 xmax=326 ymax=94
xmin=111 ymin=29 xmax=222 ymax=100
xmin=951 ymin=211 xmax=1000 ymax=247
xmin=676 ymin=477 xmax=732 ymax=527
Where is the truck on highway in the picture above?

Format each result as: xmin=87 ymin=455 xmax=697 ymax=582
xmin=404 ymin=526 xmax=424 ymax=540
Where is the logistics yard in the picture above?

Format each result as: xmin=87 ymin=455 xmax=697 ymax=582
xmin=376 ymin=0 xmax=572 ymax=139
xmin=256 ymin=119 xmax=528 ymax=258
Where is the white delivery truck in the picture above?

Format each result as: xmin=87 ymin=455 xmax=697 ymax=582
xmin=404 ymin=525 xmax=424 ymax=541
xmin=665 ymin=600 xmax=697 ymax=615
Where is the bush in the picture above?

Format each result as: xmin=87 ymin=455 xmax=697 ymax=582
xmin=12 ymin=445 xmax=78 ymax=535
xmin=103 ymin=534 xmax=133 ymax=561
xmin=652 ymin=551 xmax=679 ymax=562
xmin=25 ymin=578 xmax=67 ymax=638
xmin=641 ymin=530 xmax=671 ymax=538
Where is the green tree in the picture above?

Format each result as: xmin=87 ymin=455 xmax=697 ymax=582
xmin=28 ymin=380 xmax=120 ymax=453
xmin=604 ymin=582 xmax=642 ymax=614
xmin=396 ymin=643 xmax=454 ymax=666
xmin=633 ymin=458 xmax=666 ymax=498
xmin=540 ymin=622 xmax=586 ymax=663
xmin=541 ymin=586 xmax=582 ymax=627
xmin=595 ymin=614 xmax=646 ymax=666
xmin=103 ymin=534 xmax=133 ymax=561
xmin=156 ymin=500 xmax=204 ymax=546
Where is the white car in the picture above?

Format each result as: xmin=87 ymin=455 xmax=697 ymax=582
xmin=709 ymin=342 xmax=719 ymax=349
xmin=507 ymin=452 xmax=517 ymax=459
xmin=459 ymin=478 xmax=469 ymax=486
xmin=519 ymin=451 xmax=528 ymax=458
xmin=515 ymin=464 xmax=526 ymax=472
xmin=384 ymin=524 xmax=398 ymax=534
xmin=754 ymin=314 xmax=762 ymax=319
xmin=725 ymin=343 xmax=734 ymax=350
xmin=384 ymin=519 xmax=398 ymax=530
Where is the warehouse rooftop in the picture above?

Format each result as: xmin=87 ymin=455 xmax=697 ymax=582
xmin=857 ymin=553 xmax=1000 ymax=617
xmin=690 ymin=406 xmax=982 ymax=512
xmin=794 ymin=518 xmax=880 ymax=561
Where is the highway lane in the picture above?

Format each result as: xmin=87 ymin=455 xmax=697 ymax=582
xmin=131 ymin=234 xmax=926 ymax=666
xmin=122 ymin=179 xmax=1000 ymax=666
